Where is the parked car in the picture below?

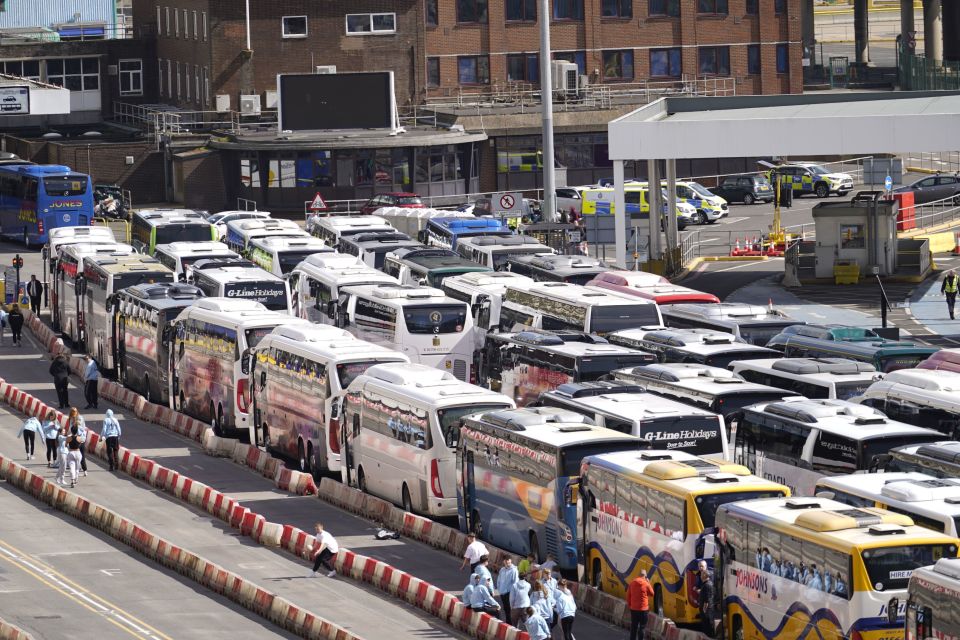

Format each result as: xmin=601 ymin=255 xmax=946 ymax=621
xmin=359 ymin=192 xmax=425 ymax=215
xmin=895 ymin=173 xmax=960 ymax=205
xmin=710 ymin=173 xmax=775 ymax=205
xmin=555 ymin=187 xmax=588 ymax=218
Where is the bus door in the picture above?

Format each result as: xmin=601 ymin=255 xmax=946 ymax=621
xmin=114 ymin=303 xmax=126 ymax=378
xmin=463 ymin=449 xmax=478 ymax=533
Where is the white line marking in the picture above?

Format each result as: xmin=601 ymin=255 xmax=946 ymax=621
xmin=710 ymin=258 xmax=784 ymax=273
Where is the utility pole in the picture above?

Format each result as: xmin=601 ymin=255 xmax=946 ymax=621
xmin=538 ymin=0 xmax=557 ymax=222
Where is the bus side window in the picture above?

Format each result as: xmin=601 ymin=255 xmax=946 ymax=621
xmin=602 ymin=416 xmax=633 ymax=435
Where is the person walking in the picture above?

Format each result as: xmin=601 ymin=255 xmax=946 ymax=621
xmin=55 ymin=423 xmax=70 ymax=485
xmin=68 ymin=408 xmax=88 ymax=476
xmin=26 ymin=275 xmax=43 ymax=316
xmin=42 ymin=411 xmax=60 ymax=468
xmin=83 ymin=355 xmax=99 ymax=409
xmin=307 ymin=522 xmax=338 ymax=577
xmin=463 ymin=573 xmax=502 ymax=617
xmin=49 ymin=354 xmax=70 ymax=409
xmin=17 ymin=415 xmax=43 ymax=460
xmin=460 ymin=533 xmax=489 ymax=574
xmin=65 ymin=424 xmax=84 ymax=488
xmin=529 ymin=580 xmax=556 ymax=633
xmin=509 ymin=571 xmax=532 ymax=626
xmin=627 ymin=568 xmax=655 ymax=640
xmin=555 ymin=579 xmax=577 ymax=640
xmin=0 ymin=304 xmax=7 ymax=345
xmin=943 ymin=269 xmax=960 ymax=320
xmin=697 ymin=564 xmax=716 ymax=636
xmin=522 ymin=606 xmax=551 ymax=640
xmin=7 ymin=304 xmax=23 ymax=346
xmin=496 ymin=558 xmax=519 ymax=617
xmin=100 ymin=409 xmax=121 ymax=471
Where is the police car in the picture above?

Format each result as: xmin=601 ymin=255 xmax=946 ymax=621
xmin=766 ymin=162 xmax=855 ymax=198
xmin=638 ymin=180 xmax=728 ymax=224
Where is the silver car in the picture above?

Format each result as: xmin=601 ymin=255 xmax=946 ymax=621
xmin=895 ymin=173 xmax=960 ymax=205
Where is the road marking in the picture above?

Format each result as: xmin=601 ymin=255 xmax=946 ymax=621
xmin=710 ymin=258 xmax=784 ymax=273
xmin=717 ymin=217 xmax=748 ymax=225
xmin=0 ymin=540 xmax=171 ymax=640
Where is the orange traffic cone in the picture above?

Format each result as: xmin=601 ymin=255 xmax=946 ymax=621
xmin=734 ymin=237 xmax=741 ymax=254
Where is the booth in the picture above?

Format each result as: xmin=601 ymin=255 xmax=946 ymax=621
xmin=812 ymin=192 xmax=899 ymax=281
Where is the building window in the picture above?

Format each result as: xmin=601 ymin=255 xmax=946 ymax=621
xmin=282 ymin=16 xmax=308 ymax=38
xmin=195 ymin=65 xmax=200 ymax=103
xmin=506 ymin=0 xmax=536 ymax=21
xmin=649 ymin=47 xmax=681 ymax=78
xmin=427 ymin=57 xmax=440 ymax=87
xmin=507 ymin=53 xmax=539 ymax=83
xmin=156 ymin=6 xmax=161 ymax=34
xmin=1 ymin=60 xmax=40 ymax=81
xmin=554 ymin=51 xmax=586 ymax=74
xmin=46 ymin=58 xmax=99 ymax=91
xmin=746 ymin=0 xmax=758 ymax=14
xmin=553 ymin=0 xmax=584 ymax=20
xmin=203 ymin=66 xmax=209 ymax=105
xmin=166 ymin=60 xmax=172 ymax=97
xmin=457 ymin=0 xmax=488 ymax=23
xmin=119 ymin=59 xmax=143 ymax=96
xmin=193 ymin=11 xmax=198 ymax=39
xmin=776 ymin=43 xmax=789 ymax=73
xmin=345 ymin=13 xmax=396 ymax=34
xmin=202 ymin=12 xmax=207 ymax=40
xmin=775 ymin=0 xmax=786 ymax=14
xmin=697 ymin=0 xmax=727 ymax=14
xmin=649 ymin=0 xmax=679 ymax=16
xmin=185 ymin=64 xmax=190 ymax=99
xmin=165 ymin=7 xmax=170 ymax=36
xmin=158 ymin=60 xmax=163 ymax=95
xmin=175 ymin=61 xmax=181 ymax=97
xmin=174 ymin=7 xmax=179 ymax=36
xmin=426 ymin=0 xmax=438 ymax=26
xmin=602 ymin=50 xmax=633 ymax=80
xmin=458 ymin=55 xmax=489 ymax=84
xmin=698 ymin=46 xmax=730 ymax=76
xmin=602 ymin=0 xmax=632 ymax=18
xmin=183 ymin=9 xmax=189 ymax=37
xmin=747 ymin=44 xmax=760 ymax=74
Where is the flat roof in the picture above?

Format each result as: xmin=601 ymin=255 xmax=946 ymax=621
xmin=608 ymin=91 xmax=960 ymax=160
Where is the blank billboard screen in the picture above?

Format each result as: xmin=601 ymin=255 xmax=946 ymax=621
xmin=278 ymin=72 xmax=394 ymax=131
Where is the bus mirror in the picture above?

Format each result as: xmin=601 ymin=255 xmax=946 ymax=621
xmin=326 ymin=301 xmax=337 ymax=318
xmin=418 ymin=277 xmax=427 ymax=286
xmin=564 ymin=480 xmax=579 ymax=505
xmin=240 ymin=349 xmax=252 ymax=375
xmin=887 ymin=598 xmax=899 ymax=626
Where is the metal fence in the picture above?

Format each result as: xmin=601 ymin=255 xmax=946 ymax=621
xmin=899 ymin=47 xmax=960 ymax=91
xmin=113 ymin=102 xmax=279 ymax=141
xmin=905 ymin=151 xmax=960 ymax=173
xmin=910 ymin=193 xmax=960 ymax=229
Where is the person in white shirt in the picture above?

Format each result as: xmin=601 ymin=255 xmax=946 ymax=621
xmin=460 ymin=533 xmax=489 ymax=573
xmin=307 ymin=522 xmax=339 ymax=578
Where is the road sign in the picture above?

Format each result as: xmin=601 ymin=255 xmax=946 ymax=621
xmin=491 ymin=191 xmax=522 ymax=214
xmin=908 ymin=31 xmax=917 ymax=51
xmin=309 ymin=192 xmax=328 ymax=211
xmin=885 ymin=175 xmax=893 ymax=191
xmin=0 ymin=86 xmax=29 ymax=115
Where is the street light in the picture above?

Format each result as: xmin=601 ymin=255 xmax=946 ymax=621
xmin=538 ymin=0 xmax=557 ymax=222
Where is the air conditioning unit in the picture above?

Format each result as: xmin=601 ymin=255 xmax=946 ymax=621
xmin=551 ymin=61 xmax=580 ymax=97
xmin=264 ymin=89 xmax=278 ymax=109
xmin=315 ymin=65 xmax=337 ymax=74
xmin=239 ymin=94 xmax=261 ymax=116
xmin=215 ymin=94 xmax=230 ymax=112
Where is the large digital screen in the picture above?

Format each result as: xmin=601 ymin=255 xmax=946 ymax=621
xmin=277 ymin=72 xmax=395 ymax=132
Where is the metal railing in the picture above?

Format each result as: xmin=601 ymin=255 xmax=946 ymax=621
xmin=682 ymin=156 xmax=875 ymax=189
xmin=905 ymin=151 xmax=960 ymax=174
xmin=910 ymin=193 xmax=960 ymax=229
xmin=112 ymin=102 xmax=279 ymax=139
xmin=236 ymin=198 xmax=258 ymax=211
xmin=0 ymin=23 xmax=139 ymax=46
xmin=899 ymin=46 xmax=960 ymax=90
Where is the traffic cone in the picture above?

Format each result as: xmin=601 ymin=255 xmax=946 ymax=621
xmin=733 ymin=237 xmax=741 ymax=255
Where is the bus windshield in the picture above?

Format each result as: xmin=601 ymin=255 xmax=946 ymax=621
xmin=589 ymin=305 xmax=661 ymax=333
xmin=224 ymin=283 xmax=287 ymax=312
xmin=560 ymin=440 xmax=644 ymax=476
xmin=403 ymin=305 xmax=467 ymax=334
xmin=580 ymin=353 xmax=657 ymax=380
xmin=278 ymin=251 xmax=321 ymax=274
xmin=738 ymin=322 xmax=797 ymax=346
xmin=44 ymin=176 xmax=87 ymax=196
xmin=244 ymin=327 xmax=275 ymax=350
xmin=114 ymin=271 xmax=173 ymax=291
xmin=437 ymin=403 xmax=512 ymax=449
xmin=878 ymin=353 xmax=934 ymax=373
xmin=337 ymin=360 xmax=396 ymax=390
xmin=694 ymin=490 xmax=785 ymax=529
xmin=835 ymin=381 xmax=874 ymax=400
xmin=860 ymin=434 xmax=945 ymax=468
xmin=639 ymin=416 xmax=726 ymax=456
xmin=156 ymin=224 xmax=213 ymax=245
xmin=861 ymin=543 xmax=957 ymax=592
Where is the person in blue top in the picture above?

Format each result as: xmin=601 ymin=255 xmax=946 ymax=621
xmin=529 ymin=580 xmax=555 ymax=629
xmin=54 ymin=423 xmax=70 ymax=485
xmin=17 ymin=415 xmax=44 ymax=460
xmin=496 ymin=558 xmax=518 ymax=618
xmin=509 ymin=572 xmax=532 ymax=626
xmin=833 ymin=572 xmax=848 ymax=598
xmin=83 ymin=355 xmax=99 ymax=409
xmin=462 ymin=573 xmax=501 ymax=617
xmin=554 ymin=578 xmax=577 ymax=640
xmin=474 ymin=555 xmax=494 ymax=591
xmin=41 ymin=411 xmax=60 ymax=468
xmin=522 ymin=606 xmax=550 ymax=640
xmin=100 ymin=409 xmax=122 ymax=472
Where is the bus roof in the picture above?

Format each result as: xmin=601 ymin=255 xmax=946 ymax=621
xmin=507 ymin=281 xmax=656 ymax=307
xmin=0 ymin=164 xmax=83 ymax=177
xmin=589 ymin=270 xmax=670 ymax=287
xmin=60 ymin=242 xmax=134 ymax=259
xmin=116 ymin=282 xmax=204 ymax=309
xmin=614 ymin=363 xmax=796 ymax=397
xmin=391 ymin=247 xmax=492 ymax=272
xmin=913 ymin=558 xmax=960 ymax=586
xmin=179 ymin=298 xmax=305 ymax=327
xmin=429 ymin=217 xmax=509 ymax=232
xmin=360 ymin=362 xmax=512 ymax=408
xmin=731 ymin=357 xmax=881 ymax=383
xmin=85 ymin=255 xmax=169 ymax=274
xmin=341 ymin=283 xmax=462 ymax=306
xmin=583 ymin=450 xmax=787 ymax=495
xmin=663 ymin=302 xmax=796 ymax=323
xmin=316 ymin=215 xmax=390 ymax=230
xmin=48 ymin=226 xmax=116 ymax=248
xmin=135 ymin=209 xmax=208 ymax=225
xmin=294 ymin=253 xmax=365 ymax=271
xmin=545 ymin=384 xmax=719 ymax=420
xmin=816 ymin=473 xmax=960 ymax=516
xmin=891 ymin=440 xmax=960 ymax=467
xmin=589 ymin=280 xmax=720 ymax=305
xmin=744 ymin=398 xmax=943 ymax=439
xmin=610 ymin=328 xmax=780 ymax=356
xmin=262 ymin=327 xmax=410 ymax=363
xmin=520 ymin=254 xmax=609 ymax=274
xmin=493 ymin=330 xmax=655 ymax=358
xmin=768 ymin=324 xmax=939 ymax=355
xmin=464 ymin=407 xmax=643 ymax=448
xmin=192 ymin=265 xmax=284 ymax=284
xmin=880 ymin=367 xmax=960 ymax=392
xmin=156 ymin=241 xmax=233 ymax=256
xmin=443 ymin=271 xmax=534 ymax=294
xmin=457 ymin=235 xmax=550 ymax=251
xmin=248 ymin=236 xmax=330 ymax=252
xmin=719 ymin=497 xmax=959 ymax=550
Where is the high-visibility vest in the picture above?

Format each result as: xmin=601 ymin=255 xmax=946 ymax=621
xmin=946 ymin=276 xmax=959 ymax=294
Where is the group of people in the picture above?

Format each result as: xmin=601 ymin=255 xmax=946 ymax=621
xmin=17 ymin=406 xmax=123 ymax=486
xmin=48 ymin=353 xmax=100 ymax=410
xmin=460 ymin=534 xmax=577 ymax=640
xmin=754 ymin=547 xmax=847 ymax=597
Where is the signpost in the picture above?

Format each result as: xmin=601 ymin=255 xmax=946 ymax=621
xmin=492 ymin=192 xmax=522 ymax=215
xmin=0 ymin=86 xmax=29 ymax=115
xmin=309 ymin=192 xmax=328 ymax=211
xmin=884 ymin=175 xmax=893 ymax=193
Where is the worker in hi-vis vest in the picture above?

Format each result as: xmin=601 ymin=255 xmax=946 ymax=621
xmin=942 ymin=269 xmax=959 ymax=320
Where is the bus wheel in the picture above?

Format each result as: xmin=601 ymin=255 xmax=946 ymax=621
xmin=401 ymin=484 xmax=413 ymax=514
xmin=357 ymin=467 xmax=367 ymax=493
xmin=591 ymin=559 xmax=602 ymax=590
xmin=210 ymin=402 xmax=221 ymax=437
xmin=529 ymin=532 xmax=541 ymax=563
xmin=653 ymin=585 xmax=664 ymax=617
xmin=732 ymin=615 xmax=744 ymax=640
xmin=470 ymin=510 xmax=483 ymax=537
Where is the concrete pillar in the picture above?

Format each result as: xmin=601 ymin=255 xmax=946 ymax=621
xmin=647 ymin=160 xmax=662 ymax=263
xmin=802 ymin=0 xmax=816 ymax=65
xmin=943 ymin=1 xmax=960 ymax=62
xmin=854 ymin=0 xmax=870 ymax=64
xmin=613 ymin=160 xmax=627 ymax=269
xmin=901 ymin=0 xmax=915 ymax=51
xmin=665 ymin=159 xmax=678 ymax=271
xmin=924 ymin=0 xmax=942 ymax=63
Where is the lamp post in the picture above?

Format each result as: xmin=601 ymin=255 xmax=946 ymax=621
xmin=538 ymin=0 xmax=557 ymax=222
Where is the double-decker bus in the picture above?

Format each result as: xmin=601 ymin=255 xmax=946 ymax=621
xmin=341 ymin=363 xmax=514 ymax=516
xmin=457 ymin=406 xmax=646 ymax=572
xmin=130 ymin=209 xmax=216 ymax=255
xmin=250 ymin=324 xmax=408 ymax=474
xmin=479 ymin=330 xmax=657 ymax=407
xmin=0 ymin=164 xmax=94 ymax=246
xmin=714 ymin=497 xmax=959 ymax=640
xmin=906 ymin=558 xmax=960 ymax=640
xmin=114 ymin=282 xmax=204 ymax=403
xmin=81 ymin=254 xmax=173 ymax=367
xmin=169 ymin=298 xmax=307 ymax=436
xmin=766 ymin=325 xmax=940 ymax=373
xmin=578 ymin=451 xmax=788 ymax=622
xmin=53 ymin=242 xmax=133 ymax=336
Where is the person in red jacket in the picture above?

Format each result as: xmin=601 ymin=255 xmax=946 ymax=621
xmin=627 ymin=568 xmax=655 ymax=640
